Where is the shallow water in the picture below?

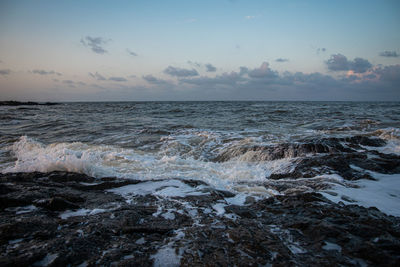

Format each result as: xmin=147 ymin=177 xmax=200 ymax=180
xmin=1 ymin=101 xmax=400 ymax=214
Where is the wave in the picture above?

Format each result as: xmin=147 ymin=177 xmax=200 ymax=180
xmin=213 ymin=135 xmax=387 ymax=163
xmin=2 ymin=136 xmax=289 ymax=193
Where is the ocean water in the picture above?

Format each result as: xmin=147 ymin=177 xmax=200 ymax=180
xmin=1 ymin=101 xmax=400 ymax=215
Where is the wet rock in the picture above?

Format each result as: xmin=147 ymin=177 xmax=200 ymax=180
xmin=37 ymin=197 xmax=80 ymax=211
xmin=0 ymin=101 xmax=59 ymax=106
xmin=0 ymin=171 xmax=399 ymax=266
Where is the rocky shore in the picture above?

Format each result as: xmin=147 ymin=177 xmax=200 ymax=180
xmin=1 ymin=171 xmax=399 ymax=266
xmin=0 ymin=101 xmax=59 ymax=106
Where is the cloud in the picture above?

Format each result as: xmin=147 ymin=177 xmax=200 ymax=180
xmin=374 ymin=64 xmax=400 ymax=83
xmin=247 ymin=62 xmax=278 ymax=78
xmin=187 ymin=61 xmax=201 ymax=68
xmin=59 ymin=80 xmax=86 ymax=88
xmin=180 ymin=71 xmax=244 ymax=86
xmin=326 ymin=54 xmax=372 ymax=73
xmin=187 ymin=62 xmax=217 ymax=72
xmin=164 ymin=66 xmax=199 ymax=77
xmin=61 ymin=80 xmax=75 ymax=87
xmin=317 ymin=48 xmax=326 ymax=54
xmin=326 ymin=54 xmax=349 ymax=71
xmin=89 ymin=72 xmax=106 ymax=81
xmin=31 ymin=69 xmax=62 ymax=76
xmin=127 ymin=49 xmax=138 ymax=57
xmin=245 ymin=15 xmax=256 ymax=20
xmin=0 ymin=69 xmax=11 ymax=75
xmin=109 ymin=77 xmax=127 ymax=82
xmin=80 ymin=36 xmax=110 ymax=54
xmin=275 ymin=58 xmax=289 ymax=63
xmin=143 ymin=74 xmax=169 ymax=85
xmin=205 ymin=63 xmax=217 ymax=72
xmin=379 ymin=51 xmax=399 ymax=58
xmin=175 ymin=61 xmax=400 ymax=100
xmin=351 ymin=58 xmax=372 ymax=73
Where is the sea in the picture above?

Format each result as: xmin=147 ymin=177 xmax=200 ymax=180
xmin=1 ymin=101 xmax=400 ymax=215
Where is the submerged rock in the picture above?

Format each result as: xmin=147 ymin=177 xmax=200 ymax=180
xmin=0 ymin=171 xmax=399 ymax=266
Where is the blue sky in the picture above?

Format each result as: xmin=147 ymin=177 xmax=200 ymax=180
xmin=0 ymin=0 xmax=399 ymax=101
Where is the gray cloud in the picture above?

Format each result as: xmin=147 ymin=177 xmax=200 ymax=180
xmin=62 ymin=80 xmax=75 ymax=87
xmin=180 ymin=71 xmax=244 ymax=86
xmin=143 ymin=74 xmax=169 ymax=85
xmin=127 ymin=49 xmax=138 ymax=57
xmin=89 ymin=72 xmax=106 ymax=81
xmin=351 ymin=58 xmax=372 ymax=73
xmin=32 ymin=69 xmax=62 ymax=76
xmin=374 ymin=64 xmax=400 ymax=83
xmin=81 ymin=36 xmax=110 ymax=54
xmin=247 ymin=62 xmax=278 ymax=78
xmin=61 ymin=80 xmax=86 ymax=87
xmin=239 ymin=66 xmax=248 ymax=76
xmin=109 ymin=77 xmax=127 ymax=82
xmin=164 ymin=66 xmax=199 ymax=77
xmin=380 ymin=51 xmax=399 ymax=58
xmin=326 ymin=54 xmax=372 ymax=73
xmin=326 ymin=54 xmax=349 ymax=71
xmin=317 ymin=48 xmax=326 ymax=54
xmin=187 ymin=61 xmax=202 ymax=68
xmin=275 ymin=58 xmax=289 ymax=63
xmin=175 ymin=61 xmax=400 ymax=100
xmin=205 ymin=63 xmax=217 ymax=72
xmin=0 ymin=69 xmax=11 ymax=75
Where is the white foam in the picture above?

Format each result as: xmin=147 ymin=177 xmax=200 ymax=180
xmin=212 ymin=203 xmax=226 ymax=216
xmin=33 ymin=253 xmax=58 ymax=267
xmin=6 ymin=205 xmax=38 ymax=214
xmin=225 ymin=194 xmax=248 ymax=206
xmin=108 ymin=179 xmax=207 ymax=198
xmin=135 ymin=237 xmax=145 ymax=245
xmin=60 ymin=208 xmax=107 ymax=219
xmin=151 ymin=246 xmax=180 ymax=267
xmin=322 ymin=241 xmax=342 ymax=252
xmin=321 ymin=172 xmax=400 ymax=217
xmin=3 ymin=136 xmax=278 ymax=195
xmin=161 ymin=211 xmax=176 ymax=220
xmin=4 ymin=136 xmax=114 ymax=177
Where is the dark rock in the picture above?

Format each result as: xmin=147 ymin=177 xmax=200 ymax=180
xmin=37 ymin=197 xmax=80 ymax=211
xmin=0 ymin=171 xmax=399 ymax=266
xmin=0 ymin=101 xmax=59 ymax=106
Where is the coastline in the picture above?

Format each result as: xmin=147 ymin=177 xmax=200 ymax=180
xmin=1 ymin=171 xmax=399 ymax=266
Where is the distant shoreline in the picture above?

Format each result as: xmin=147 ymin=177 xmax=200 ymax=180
xmin=0 ymin=101 xmax=59 ymax=106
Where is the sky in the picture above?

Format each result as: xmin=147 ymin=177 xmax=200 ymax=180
xmin=0 ymin=0 xmax=399 ymax=101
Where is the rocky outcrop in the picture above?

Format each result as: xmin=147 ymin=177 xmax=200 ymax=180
xmin=1 ymin=171 xmax=399 ymax=266
xmin=0 ymin=101 xmax=59 ymax=106
xmin=213 ymin=135 xmax=387 ymax=163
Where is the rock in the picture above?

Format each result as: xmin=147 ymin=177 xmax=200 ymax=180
xmin=0 ymin=171 xmax=399 ymax=266
xmin=0 ymin=101 xmax=59 ymax=106
xmin=37 ymin=197 xmax=80 ymax=211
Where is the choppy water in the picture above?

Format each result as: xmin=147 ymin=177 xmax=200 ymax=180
xmin=1 ymin=101 xmax=400 ymax=213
